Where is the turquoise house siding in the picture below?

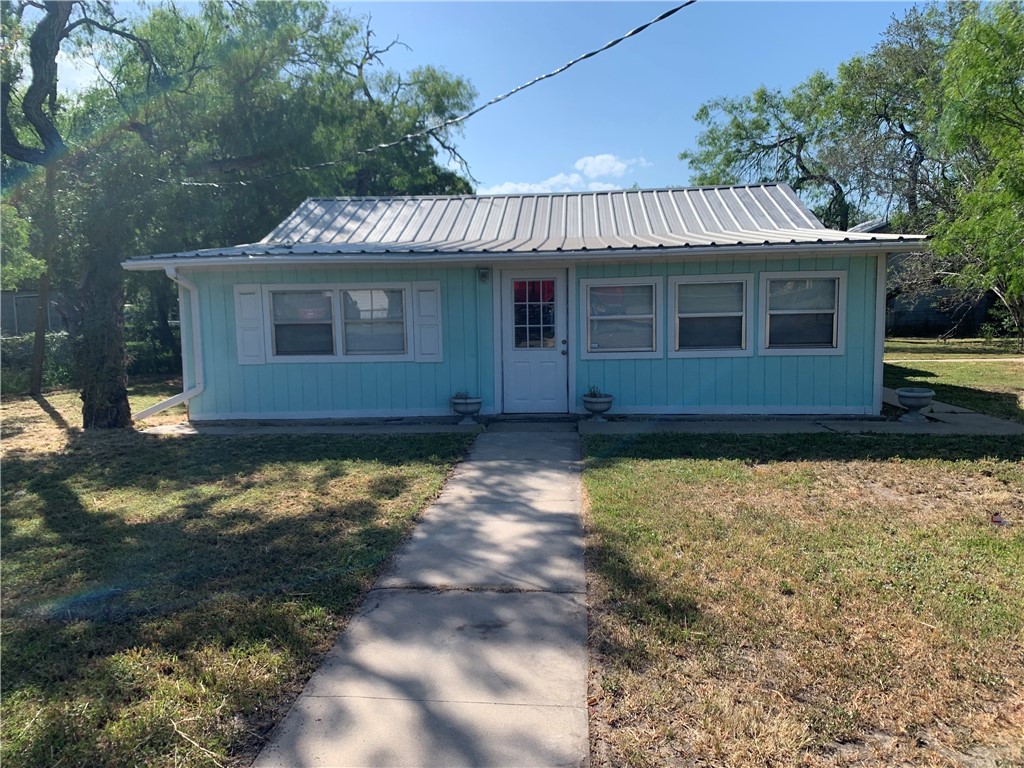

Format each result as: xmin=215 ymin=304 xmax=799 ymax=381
xmin=573 ymin=254 xmax=880 ymax=414
xmin=182 ymin=265 xmax=494 ymax=420
xmin=175 ymin=252 xmax=882 ymax=420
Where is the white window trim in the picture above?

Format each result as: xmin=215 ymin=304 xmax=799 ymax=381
xmin=758 ymin=270 xmax=846 ymax=356
xmin=259 ymin=282 xmax=426 ymax=364
xmin=579 ymin=276 xmax=664 ymax=360
xmin=669 ymin=274 xmax=754 ymax=359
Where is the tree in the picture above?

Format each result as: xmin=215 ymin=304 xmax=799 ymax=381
xmin=831 ymin=2 xmax=975 ymax=231
xmin=932 ymin=1 xmax=1024 ymax=347
xmin=2 ymin=0 xmax=165 ymax=420
xmin=678 ymin=2 xmax=1024 ymax=341
xmin=679 ymin=72 xmax=859 ymax=229
xmin=0 ymin=201 xmax=42 ymax=288
xmin=3 ymin=0 xmax=476 ymax=425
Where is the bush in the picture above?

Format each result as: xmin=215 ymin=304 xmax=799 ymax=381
xmin=0 ymin=330 xmax=182 ymax=395
xmin=126 ymin=338 xmax=182 ymax=377
xmin=0 ymin=331 xmax=78 ymax=395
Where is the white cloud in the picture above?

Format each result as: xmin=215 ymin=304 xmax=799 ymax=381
xmin=574 ymin=154 xmax=627 ymax=179
xmin=480 ymin=172 xmax=585 ymax=195
xmin=480 ymin=153 xmax=649 ymax=195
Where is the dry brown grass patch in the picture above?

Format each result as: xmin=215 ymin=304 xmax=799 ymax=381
xmin=584 ymin=434 xmax=1024 ymax=768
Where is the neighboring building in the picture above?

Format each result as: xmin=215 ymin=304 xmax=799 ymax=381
xmin=0 ymin=291 xmax=63 ymax=337
xmin=849 ymin=218 xmax=993 ymax=337
xmin=122 ymin=184 xmax=927 ymax=421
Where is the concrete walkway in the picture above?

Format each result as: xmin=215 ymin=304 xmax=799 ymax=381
xmin=577 ymin=388 xmax=1024 ymax=436
xmin=253 ymin=423 xmax=588 ymax=768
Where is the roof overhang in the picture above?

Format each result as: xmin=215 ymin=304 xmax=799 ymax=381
xmin=122 ymin=237 xmax=929 ymax=271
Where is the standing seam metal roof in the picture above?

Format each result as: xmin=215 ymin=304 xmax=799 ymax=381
xmin=127 ymin=184 xmax=926 ymax=263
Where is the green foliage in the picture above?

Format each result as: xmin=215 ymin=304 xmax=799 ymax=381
xmin=0 ymin=202 xmax=44 ymax=289
xmin=679 ymin=2 xmax=1021 ymax=345
xmin=3 ymin=0 xmax=477 ymax=426
xmin=932 ymin=1 xmax=1024 ymax=347
xmin=680 ymin=72 xmax=860 ymax=229
xmin=0 ymin=331 xmax=77 ymax=394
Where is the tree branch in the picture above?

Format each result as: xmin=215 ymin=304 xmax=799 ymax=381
xmin=2 ymin=0 xmax=72 ymax=166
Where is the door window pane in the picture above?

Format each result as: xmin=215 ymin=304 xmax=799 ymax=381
xmin=512 ymin=279 xmax=556 ymax=349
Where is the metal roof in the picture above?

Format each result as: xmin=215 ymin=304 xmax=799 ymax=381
xmin=125 ymin=184 xmax=926 ymax=267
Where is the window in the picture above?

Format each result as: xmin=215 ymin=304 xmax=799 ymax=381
xmin=342 ymin=288 xmax=407 ymax=355
xmin=759 ymin=271 xmax=845 ymax=355
xmin=271 ymin=291 xmax=335 ymax=356
xmin=671 ymin=275 xmax=753 ymax=358
xmin=242 ymin=282 xmax=442 ymax=365
xmin=512 ymin=279 xmax=556 ymax=348
xmin=580 ymin=277 xmax=663 ymax=359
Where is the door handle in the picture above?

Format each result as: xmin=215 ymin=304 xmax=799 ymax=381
xmin=561 ymin=350 xmax=567 ymax=356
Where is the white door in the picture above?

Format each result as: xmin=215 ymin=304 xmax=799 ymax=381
xmin=501 ymin=270 xmax=568 ymax=413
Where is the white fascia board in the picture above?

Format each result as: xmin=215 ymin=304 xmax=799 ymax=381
xmin=120 ymin=238 xmax=929 ymax=272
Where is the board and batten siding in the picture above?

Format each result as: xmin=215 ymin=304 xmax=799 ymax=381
xmin=573 ymin=254 xmax=880 ymax=415
xmin=181 ymin=265 xmax=492 ymax=420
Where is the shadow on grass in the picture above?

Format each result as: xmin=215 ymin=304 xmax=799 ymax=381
xmin=885 ymin=363 xmax=1024 ymax=425
xmin=0 ymin=428 xmax=471 ymax=766
xmin=31 ymin=395 xmax=73 ymax=433
xmin=586 ymin=534 xmax=714 ymax=674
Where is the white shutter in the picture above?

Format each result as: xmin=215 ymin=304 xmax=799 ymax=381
xmin=412 ymin=282 xmax=443 ymax=363
xmin=234 ymin=284 xmax=266 ymax=365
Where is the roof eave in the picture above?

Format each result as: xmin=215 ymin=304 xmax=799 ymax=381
xmin=121 ymin=237 xmax=929 ymax=271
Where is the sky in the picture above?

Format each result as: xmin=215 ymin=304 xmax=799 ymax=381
xmin=56 ymin=1 xmax=920 ymax=194
xmin=339 ymin=1 xmax=918 ymax=193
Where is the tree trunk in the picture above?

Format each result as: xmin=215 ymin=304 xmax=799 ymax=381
xmin=29 ymin=272 xmax=51 ymax=395
xmin=29 ymin=164 xmax=58 ymax=395
xmin=78 ymin=250 xmax=132 ymax=429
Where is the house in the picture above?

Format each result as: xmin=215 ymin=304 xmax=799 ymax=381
xmin=1 ymin=290 xmax=64 ymax=337
xmin=122 ymin=184 xmax=927 ymax=421
xmin=849 ymin=219 xmax=994 ymax=337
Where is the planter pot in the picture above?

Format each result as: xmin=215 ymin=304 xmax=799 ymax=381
xmin=895 ymin=387 xmax=935 ymax=423
xmin=582 ymin=394 xmax=614 ymax=422
xmin=450 ymin=396 xmax=483 ymax=425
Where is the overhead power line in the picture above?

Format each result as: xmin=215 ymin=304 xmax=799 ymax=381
xmin=149 ymin=1 xmax=697 ymax=188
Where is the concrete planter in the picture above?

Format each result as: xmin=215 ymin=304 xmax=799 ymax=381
xmin=582 ymin=394 xmax=614 ymax=422
xmin=450 ymin=396 xmax=483 ymax=425
xmin=896 ymin=387 xmax=935 ymax=423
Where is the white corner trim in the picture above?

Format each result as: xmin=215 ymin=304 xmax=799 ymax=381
xmin=872 ymin=253 xmax=888 ymax=414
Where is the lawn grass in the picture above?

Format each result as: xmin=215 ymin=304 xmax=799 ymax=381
xmin=1 ymin=383 xmax=473 ymax=767
xmin=583 ymin=433 xmax=1024 ymax=767
xmin=885 ymin=337 xmax=1022 ymax=360
xmin=884 ymin=337 xmax=1024 ymax=424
